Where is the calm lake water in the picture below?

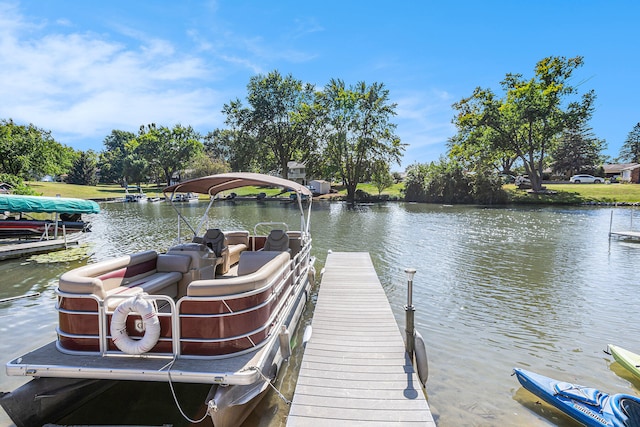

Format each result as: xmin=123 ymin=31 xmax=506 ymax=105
xmin=2 ymin=200 xmax=640 ymax=426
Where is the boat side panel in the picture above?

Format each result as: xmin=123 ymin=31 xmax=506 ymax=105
xmin=59 ymin=315 xmax=175 ymax=352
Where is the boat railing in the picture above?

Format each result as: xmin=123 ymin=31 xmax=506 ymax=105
xmin=290 ymin=237 xmax=310 ymax=276
xmin=56 ymin=291 xmax=105 ymax=356
xmin=55 ymin=243 xmax=311 ymax=359
xmin=56 ymin=291 xmax=178 ymax=358
xmin=176 ymin=255 xmax=298 ymax=359
xmin=103 ymin=294 xmax=178 ymax=358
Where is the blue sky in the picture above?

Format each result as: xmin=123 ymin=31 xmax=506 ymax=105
xmin=1 ymin=0 xmax=638 ymax=170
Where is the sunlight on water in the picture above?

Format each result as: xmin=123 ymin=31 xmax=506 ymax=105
xmin=2 ymin=201 xmax=640 ymax=426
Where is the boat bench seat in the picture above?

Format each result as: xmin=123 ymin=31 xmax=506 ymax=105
xmin=225 ymin=230 xmax=249 ymax=266
xmin=58 ymin=251 xmax=191 ymax=303
xmin=187 ymin=251 xmax=290 ymax=297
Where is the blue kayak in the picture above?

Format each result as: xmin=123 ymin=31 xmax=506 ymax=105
xmin=513 ymin=368 xmax=640 ymax=427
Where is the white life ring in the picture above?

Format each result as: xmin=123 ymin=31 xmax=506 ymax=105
xmin=110 ymin=295 xmax=160 ymax=355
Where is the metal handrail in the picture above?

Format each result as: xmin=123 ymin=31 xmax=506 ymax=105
xmin=103 ymin=294 xmax=178 ymax=358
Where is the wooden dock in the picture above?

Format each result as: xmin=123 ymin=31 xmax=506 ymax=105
xmin=286 ymin=252 xmax=435 ymax=426
xmin=0 ymin=234 xmax=82 ymax=260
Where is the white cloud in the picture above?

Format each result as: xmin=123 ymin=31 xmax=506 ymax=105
xmin=0 ymin=3 xmax=224 ymax=148
xmin=291 ymin=17 xmax=324 ymax=39
xmin=219 ymin=54 xmax=264 ymax=75
xmin=395 ymin=90 xmax=455 ymax=147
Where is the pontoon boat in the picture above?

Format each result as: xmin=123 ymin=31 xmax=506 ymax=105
xmin=1 ymin=173 xmax=315 ymax=427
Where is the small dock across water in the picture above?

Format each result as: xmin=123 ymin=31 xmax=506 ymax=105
xmin=286 ymin=251 xmax=435 ymax=426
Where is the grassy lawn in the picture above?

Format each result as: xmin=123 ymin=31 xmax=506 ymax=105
xmin=547 ymin=183 xmax=640 ymax=203
xmin=25 ymin=182 xmax=297 ymax=199
xmin=506 ymin=183 xmax=640 ymax=204
xmin=25 ymin=182 xmax=162 ymax=199
xmin=317 ymin=182 xmax=404 ymax=200
xmin=21 ymin=181 xmax=640 ymax=204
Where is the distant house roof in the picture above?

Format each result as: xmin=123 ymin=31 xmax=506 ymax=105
xmin=603 ymin=163 xmax=640 ymax=174
xmin=287 ymin=161 xmax=305 ymax=169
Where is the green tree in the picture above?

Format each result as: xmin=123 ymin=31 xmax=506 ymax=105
xmin=203 ymin=128 xmax=263 ymax=172
xmin=451 ymin=56 xmax=595 ymax=192
xmin=0 ymin=119 xmax=74 ymax=180
xmin=403 ymin=160 xmax=470 ymax=203
xmin=448 ymin=127 xmax=517 ymax=175
xmin=136 ymin=124 xmax=203 ymax=187
xmin=0 ymin=173 xmax=40 ymax=195
xmin=618 ymin=123 xmax=640 ymax=163
xmin=403 ymin=159 xmax=506 ymax=204
xmin=123 ymin=154 xmax=148 ymax=187
xmin=403 ymin=163 xmax=430 ymax=202
xmin=552 ymin=121 xmax=606 ymax=178
xmin=317 ymin=79 xmax=404 ymax=203
xmin=371 ymin=161 xmax=394 ymax=195
xmin=222 ymin=71 xmax=317 ymax=178
xmin=99 ymin=130 xmax=135 ymax=184
xmin=189 ymin=151 xmax=231 ymax=178
xmin=67 ymin=150 xmax=99 ymax=185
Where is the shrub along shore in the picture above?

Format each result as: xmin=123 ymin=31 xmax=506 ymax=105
xmin=19 ymin=181 xmax=640 ymax=205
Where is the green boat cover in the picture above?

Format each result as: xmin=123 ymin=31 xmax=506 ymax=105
xmin=0 ymin=194 xmax=100 ymax=214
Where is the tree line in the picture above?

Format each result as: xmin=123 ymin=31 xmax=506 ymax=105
xmin=405 ymin=56 xmax=640 ymax=202
xmin=0 ymin=71 xmax=402 ymax=203
xmin=3 ymin=59 xmax=640 ymax=203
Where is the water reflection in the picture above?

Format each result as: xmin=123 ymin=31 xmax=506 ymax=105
xmin=1 ymin=201 xmax=640 ymax=426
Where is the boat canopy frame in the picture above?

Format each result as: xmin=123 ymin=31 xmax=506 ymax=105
xmin=163 ymin=173 xmax=312 ymax=242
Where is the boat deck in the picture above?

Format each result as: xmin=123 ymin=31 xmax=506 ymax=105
xmin=0 ymin=234 xmax=82 ymax=260
xmin=6 ymin=340 xmax=269 ymax=385
xmin=286 ymin=252 xmax=435 ymax=426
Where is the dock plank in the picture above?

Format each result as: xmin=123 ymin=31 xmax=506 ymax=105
xmin=286 ymin=252 xmax=435 ymax=426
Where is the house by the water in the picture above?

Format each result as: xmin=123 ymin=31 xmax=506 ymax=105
xmin=603 ymin=163 xmax=640 ymax=183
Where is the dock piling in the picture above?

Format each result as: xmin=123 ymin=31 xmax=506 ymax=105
xmin=404 ymin=267 xmax=416 ymax=359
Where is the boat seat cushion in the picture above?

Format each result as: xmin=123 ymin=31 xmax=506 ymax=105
xmin=59 ymin=251 xmax=187 ymax=302
xmin=237 ymin=251 xmax=282 ymax=276
xmin=103 ymin=270 xmax=182 ymax=309
xmin=226 ymin=230 xmax=249 ymax=266
xmin=263 ymin=229 xmax=290 ymax=252
xmin=225 ymin=230 xmax=250 ymax=247
xmin=123 ymin=271 xmax=182 ymax=294
xmin=156 ymin=253 xmax=191 ymax=273
xmin=187 ymin=251 xmax=291 ymax=297
xmin=228 ymin=243 xmax=247 ymax=265
xmin=59 ymin=250 xmax=159 ymax=299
